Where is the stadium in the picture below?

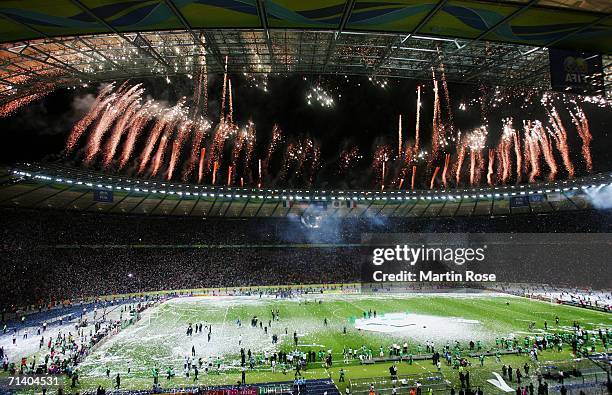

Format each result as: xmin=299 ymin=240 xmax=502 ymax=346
xmin=0 ymin=1 xmax=611 ymax=395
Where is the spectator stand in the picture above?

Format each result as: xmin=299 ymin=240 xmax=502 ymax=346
xmin=539 ymin=357 xmax=610 ymax=390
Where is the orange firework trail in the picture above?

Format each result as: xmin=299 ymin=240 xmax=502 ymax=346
xmin=439 ymin=62 xmax=456 ymax=140
xmin=140 ymin=99 xmax=186 ymax=175
xmin=138 ymin=114 xmax=169 ymax=174
xmin=118 ymin=103 xmax=153 ymax=170
xmin=227 ymin=165 xmax=232 ymax=186
xmin=242 ymin=121 xmax=256 ymax=179
xmin=66 ymin=83 xmax=116 ymax=153
xmin=102 ymin=99 xmax=140 ymax=169
xmin=231 ymin=126 xmax=247 ymax=167
xmin=441 ymin=153 xmax=450 ymax=188
xmin=193 ymin=57 xmax=208 ymax=116
xmin=85 ymin=84 xmax=143 ymax=165
xmin=496 ymin=118 xmax=515 ymax=184
xmin=430 ymin=76 xmax=442 ymax=161
xmin=547 ymin=107 xmax=574 ymax=178
xmin=487 ymin=149 xmax=495 ymax=186
xmin=411 ymin=166 xmax=416 ymax=190
xmin=469 ymin=153 xmax=477 ymax=186
xmin=208 ymin=119 xmax=234 ymax=171
xmin=495 ymin=146 xmax=503 ymax=182
xmin=309 ymin=141 xmax=321 ymax=185
xmin=398 ymin=178 xmax=404 ymax=189
xmin=524 ymin=121 xmax=541 ymax=183
xmin=0 ymin=88 xmax=52 ymax=118
xmin=570 ymin=105 xmax=593 ymax=172
xmin=397 ymin=114 xmax=402 ymax=155
xmin=166 ymin=119 xmax=192 ymax=180
xmin=220 ymin=55 xmax=228 ymax=118
xmin=534 ymin=121 xmax=557 ymax=181
xmin=455 ymin=142 xmax=466 ymax=186
xmin=211 ymin=160 xmax=219 ymax=184
xmin=476 ymin=151 xmax=485 ymax=186
xmin=84 ymin=104 xmax=117 ymax=164
xmin=465 ymin=127 xmax=487 ymax=186
xmin=167 ymin=141 xmax=181 ymax=180
xmin=513 ymin=130 xmax=522 ymax=184
xmin=372 ymin=144 xmax=391 ymax=190
xmin=150 ymin=131 xmax=170 ymax=177
xmin=430 ymin=166 xmax=440 ymax=189
xmin=266 ymin=124 xmax=282 ymax=162
xmin=228 ymin=79 xmax=233 ymax=125
xmin=182 ymin=119 xmax=211 ymax=181
xmin=197 ymin=147 xmax=206 ymax=184
xmin=396 ymin=142 xmax=413 ymax=186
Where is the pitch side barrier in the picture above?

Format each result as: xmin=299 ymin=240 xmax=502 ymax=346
xmin=348 ymin=373 xmax=449 ymax=395
xmin=79 ymin=379 xmax=338 ymax=395
xmin=559 ymin=301 xmax=611 ymax=313
xmin=360 ymin=349 xmax=520 ymax=365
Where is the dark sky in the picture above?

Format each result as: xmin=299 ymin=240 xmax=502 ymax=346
xmin=0 ymin=74 xmax=609 ymax=189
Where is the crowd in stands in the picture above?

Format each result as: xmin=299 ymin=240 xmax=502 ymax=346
xmin=3 ymin=208 xmax=612 ymax=249
xmin=2 ymin=247 xmax=360 ymax=306
xmin=490 ymin=284 xmax=612 ymax=312
xmin=1 ymin=207 xmax=611 ymax=309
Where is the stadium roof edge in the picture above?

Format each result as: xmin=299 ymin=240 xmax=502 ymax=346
xmin=0 ymin=1 xmax=610 ymax=53
xmin=0 ymin=0 xmax=612 ymax=53
xmin=4 ymin=163 xmax=609 ymax=217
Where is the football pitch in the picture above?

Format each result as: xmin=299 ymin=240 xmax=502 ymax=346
xmin=66 ymin=292 xmax=611 ymax=393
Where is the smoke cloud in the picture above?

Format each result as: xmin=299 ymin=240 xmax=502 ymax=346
xmin=584 ymin=185 xmax=612 ymax=209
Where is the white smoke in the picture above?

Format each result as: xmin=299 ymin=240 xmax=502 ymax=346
xmin=584 ymin=185 xmax=612 ymax=209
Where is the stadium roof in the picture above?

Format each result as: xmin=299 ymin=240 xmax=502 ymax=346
xmin=2 ymin=163 xmax=609 ymax=218
xmin=0 ymin=0 xmax=611 ymax=103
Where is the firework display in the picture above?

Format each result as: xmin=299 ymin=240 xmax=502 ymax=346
xmin=54 ymin=69 xmax=605 ymax=191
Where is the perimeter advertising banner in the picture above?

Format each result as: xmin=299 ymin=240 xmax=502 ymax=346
xmin=549 ymin=49 xmax=604 ymax=95
xmin=93 ymin=189 xmax=114 ymax=203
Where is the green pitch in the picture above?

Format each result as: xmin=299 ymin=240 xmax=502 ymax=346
xmin=12 ymin=293 xmax=612 ymax=393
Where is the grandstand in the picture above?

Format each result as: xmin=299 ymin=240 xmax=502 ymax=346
xmin=2 ymin=163 xmax=611 ymax=218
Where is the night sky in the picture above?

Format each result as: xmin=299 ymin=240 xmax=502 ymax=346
xmin=0 ymin=74 xmax=609 ymax=189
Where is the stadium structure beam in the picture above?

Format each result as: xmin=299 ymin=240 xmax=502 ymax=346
xmin=162 ymin=0 xmax=224 ymax=69
xmin=256 ymin=0 xmax=276 ymax=69
xmin=420 ymin=0 xmax=539 ymax=72
xmin=464 ymin=13 xmax=611 ymax=83
xmin=7 ymin=61 xmax=47 ymax=80
xmin=0 ymin=11 xmax=126 ymax=73
xmin=70 ymin=0 xmax=172 ymax=70
xmin=238 ymin=198 xmax=251 ymax=217
xmin=371 ymin=0 xmax=450 ymax=73
xmin=455 ymin=0 xmax=539 ymax=54
xmin=75 ymin=36 xmax=127 ymax=71
xmin=1 ymin=45 xmax=89 ymax=80
xmin=323 ymin=0 xmax=356 ymax=72
xmin=201 ymin=31 xmax=225 ymax=73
